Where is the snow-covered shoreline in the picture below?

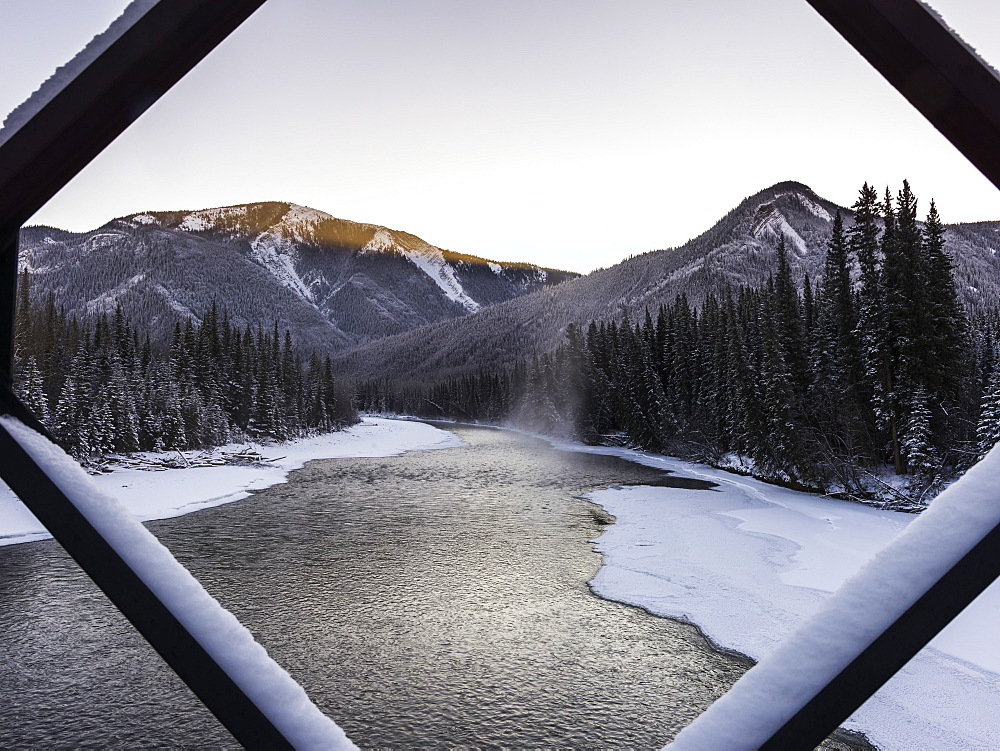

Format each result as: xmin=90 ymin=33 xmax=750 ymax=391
xmin=542 ymin=437 xmax=1000 ymax=750
xmin=4 ymin=418 xmax=999 ymax=747
xmin=0 ymin=417 xmax=463 ymax=547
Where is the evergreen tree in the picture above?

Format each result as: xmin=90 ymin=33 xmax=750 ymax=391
xmin=977 ymin=367 xmax=1000 ymax=457
xmin=14 ymin=355 xmax=48 ymax=421
xmin=901 ymin=386 xmax=937 ymax=477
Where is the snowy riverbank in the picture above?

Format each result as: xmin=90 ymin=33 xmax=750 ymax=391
xmin=543 ymin=438 xmax=1000 ymax=750
xmin=4 ymin=418 xmax=998 ymax=747
xmin=0 ymin=417 xmax=463 ymax=547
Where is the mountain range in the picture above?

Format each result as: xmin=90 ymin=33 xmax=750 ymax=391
xmin=19 ymin=182 xmax=1000 ymax=380
xmin=333 ymin=181 xmax=1000 ymax=380
xmin=18 ymin=202 xmax=577 ymax=352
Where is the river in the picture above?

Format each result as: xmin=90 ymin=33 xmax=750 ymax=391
xmin=0 ymin=423 xmax=860 ymax=747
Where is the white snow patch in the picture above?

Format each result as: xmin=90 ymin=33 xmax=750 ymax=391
xmin=178 ymin=214 xmax=212 ymax=232
xmin=153 ymin=284 xmax=197 ymax=319
xmin=130 ymin=214 xmax=158 ymax=225
xmin=666 ymin=444 xmax=1000 ymax=750
xmin=246 ymin=204 xmax=346 ymax=303
xmin=282 ymin=203 xmax=337 ymax=242
xmin=776 ymin=217 xmax=809 ymax=256
xmin=363 ymin=227 xmax=396 ymax=254
xmin=0 ymin=415 xmax=356 ymax=750
xmin=797 ymin=194 xmax=833 ymax=222
xmin=176 ymin=205 xmax=249 ymax=233
xmin=405 ymin=251 xmax=479 ymax=312
xmin=672 ymin=262 xmax=704 ymax=280
xmin=0 ymin=1 xmax=162 ymax=148
xmin=917 ymin=1 xmax=1000 ymax=83
xmin=0 ymin=417 xmax=463 ymax=547
xmin=250 ymin=236 xmax=314 ymax=302
xmin=765 ymin=191 xmax=833 ymax=223
xmin=537 ymin=437 xmax=1000 ymax=750
xmin=488 ymin=262 xmax=502 ymax=275
xmin=754 ymin=206 xmax=810 ymax=256
xmin=84 ymin=272 xmax=147 ymax=314
xmin=84 ymin=232 xmax=122 ymax=254
xmin=364 ymin=229 xmax=480 ymax=313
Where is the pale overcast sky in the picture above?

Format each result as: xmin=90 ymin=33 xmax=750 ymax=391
xmin=2 ymin=0 xmax=999 ymax=273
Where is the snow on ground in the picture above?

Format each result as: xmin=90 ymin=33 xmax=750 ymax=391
xmin=666 ymin=444 xmax=1000 ymax=750
xmin=5 ymin=416 xmax=998 ymax=747
xmin=0 ymin=417 xmax=463 ymax=547
xmin=544 ymin=437 xmax=1000 ymax=750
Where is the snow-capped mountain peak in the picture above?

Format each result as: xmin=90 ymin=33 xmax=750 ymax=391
xmin=142 ymin=202 xmax=486 ymax=313
xmin=764 ymin=190 xmax=835 ymax=223
xmin=331 ymin=180 xmax=1000 ymax=382
xmin=21 ymin=201 xmax=577 ymax=354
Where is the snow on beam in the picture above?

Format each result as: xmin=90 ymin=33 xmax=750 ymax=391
xmin=0 ymin=414 xmax=355 ymax=750
xmin=0 ymin=0 xmax=267 ymax=388
xmin=666 ymin=444 xmax=1000 ymax=750
xmin=0 ymin=0 xmax=268 ymax=232
xmin=805 ymin=0 xmax=1000 ymax=194
xmin=0 ymin=3 xmax=356 ymax=743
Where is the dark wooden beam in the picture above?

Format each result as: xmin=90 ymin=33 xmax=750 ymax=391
xmin=0 ymin=0 xmax=269 ymax=233
xmin=759 ymin=517 xmax=1000 ymax=749
xmin=0 ymin=2 xmax=302 ymax=745
xmin=805 ymin=0 xmax=1000 ymax=193
xmin=0 ymin=232 xmax=16 ymax=388
xmin=0 ymin=405 xmax=292 ymax=750
xmin=756 ymin=1 xmax=1000 ymax=746
xmin=0 ymin=0 xmax=268 ymax=396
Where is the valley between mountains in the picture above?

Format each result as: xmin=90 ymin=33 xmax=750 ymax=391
xmin=9 ymin=180 xmax=1000 ymax=749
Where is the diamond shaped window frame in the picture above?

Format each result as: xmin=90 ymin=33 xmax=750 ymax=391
xmin=0 ymin=0 xmax=998 ymax=747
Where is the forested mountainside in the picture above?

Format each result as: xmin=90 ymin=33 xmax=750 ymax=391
xmin=335 ymin=181 xmax=1000 ymax=381
xmin=18 ymin=201 xmax=577 ymax=353
xmin=359 ymin=182 xmax=1000 ymax=505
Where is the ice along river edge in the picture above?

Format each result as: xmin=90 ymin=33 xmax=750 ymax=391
xmin=539 ymin=435 xmax=1000 ymax=750
xmin=0 ymin=417 xmax=465 ymax=547
xmin=2 ymin=417 xmax=998 ymax=747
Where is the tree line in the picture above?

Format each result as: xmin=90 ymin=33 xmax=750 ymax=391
xmin=13 ymin=276 xmax=356 ymax=459
xmin=361 ymin=183 xmax=999 ymax=503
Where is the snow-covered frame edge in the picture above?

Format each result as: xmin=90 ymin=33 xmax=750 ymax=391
xmin=0 ymin=2 xmax=356 ymax=748
xmin=2 ymin=0 xmax=1000 ymax=748
xmin=0 ymin=0 xmax=270 ymax=387
xmin=670 ymin=1 xmax=1000 ymax=748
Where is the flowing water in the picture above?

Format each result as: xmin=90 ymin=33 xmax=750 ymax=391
xmin=0 ymin=424 xmax=809 ymax=747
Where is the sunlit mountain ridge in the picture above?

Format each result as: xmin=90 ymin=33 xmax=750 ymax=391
xmin=18 ymin=201 xmax=578 ymax=352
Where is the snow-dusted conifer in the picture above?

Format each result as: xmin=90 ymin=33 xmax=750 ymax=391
xmin=901 ymin=387 xmax=937 ymax=476
xmin=977 ymin=367 xmax=1000 ymax=457
xmin=15 ymin=355 xmax=49 ymax=421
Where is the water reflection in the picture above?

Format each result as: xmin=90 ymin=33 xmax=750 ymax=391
xmin=1 ymin=424 xmax=749 ymax=747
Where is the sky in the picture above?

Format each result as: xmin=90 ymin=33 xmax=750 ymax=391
xmin=2 ymin=0 xmax=1000 ymax=274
